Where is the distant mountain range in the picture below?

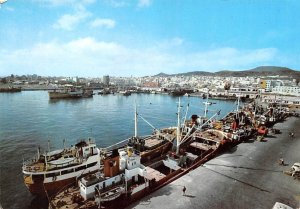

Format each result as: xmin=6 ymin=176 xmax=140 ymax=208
xmin=155 ymin=66 xmax=300 ymax=79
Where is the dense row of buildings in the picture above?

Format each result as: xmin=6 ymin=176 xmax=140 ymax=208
xmin=1 ymin=73 xmax=299 ymax=97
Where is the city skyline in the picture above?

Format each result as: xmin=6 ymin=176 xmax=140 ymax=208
xmin=1 ymin=0 xmax=300 ymax=77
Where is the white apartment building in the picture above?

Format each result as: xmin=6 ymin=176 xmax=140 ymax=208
xmin=272 ymin=86 xmax=300 ymax=96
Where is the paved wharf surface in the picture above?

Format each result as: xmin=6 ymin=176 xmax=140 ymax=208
xmin=129 ymin=116 xmax=300 ymax=209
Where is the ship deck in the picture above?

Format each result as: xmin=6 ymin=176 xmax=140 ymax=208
xmin=144 ymin=167 xmax=166 ymax=182
xmin=193 ymin=132 xmax=224 ymax=143
xmin=144 ymin=133 xmax=173 ymax=149
xmin=144 ymin=137 xmax=164 ymax=149
xmin=189 ymin=142 xmax=216 ymax=151
xmin=50 ymin=186 xmax=81 ymax=209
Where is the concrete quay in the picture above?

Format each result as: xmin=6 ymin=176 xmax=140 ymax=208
xmin=129 ymin=116 xmax=300 ymax=209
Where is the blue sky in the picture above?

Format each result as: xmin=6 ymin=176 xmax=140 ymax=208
xmin=1 ymin=0 xmax=300 ymax=77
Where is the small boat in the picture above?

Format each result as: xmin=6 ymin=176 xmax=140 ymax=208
xmin=119 ymin=90 xmax=131 ymax=96
xmin=272 ymin=202 xmax=293 ymax=209
xmin=98 ymin=89 xmax=111 ymax=95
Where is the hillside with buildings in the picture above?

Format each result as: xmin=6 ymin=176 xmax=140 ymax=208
xmin=155 ymin=66 xmax=300 ymax=79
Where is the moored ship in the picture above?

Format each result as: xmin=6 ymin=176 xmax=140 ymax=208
xmin=49 ymin=85 xmax=93 ymax=99
xmin=169 ymin=89 xmax=194 ymax=97
xmin=22 ymin=139 xmax=100 ymax=197
xmin=0 ymin=86 xmax=21 ymax=92
xmin=100 ymin=106 xmax=177 ymax=165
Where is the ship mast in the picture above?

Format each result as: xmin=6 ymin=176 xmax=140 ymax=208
xmin=203 ymin=90 xmax=209 ymax=118
xmin=176 ymin=98 xmax=181 ymax=155
xmin=236 ymin=94 xmax=240 ymax=120
xmin=37 ymin=146 xmax=40 ymax=160
xmin=48 ymin=139 xmax=50 ymax=152
xmin=134 ymin=103 xmax=138 ymax=138
xmin=237 ymin=95 xmax=240 ymax=112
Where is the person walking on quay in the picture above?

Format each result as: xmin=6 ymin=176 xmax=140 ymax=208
xmin=182 ymin=186 xmax=186 ymax=196
xmin=279 ymin=158 xmax=285 ymax=166
xmin=289 ymin=131 xmax=294 ymax=138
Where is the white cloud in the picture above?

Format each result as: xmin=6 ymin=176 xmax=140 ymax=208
xmin=33 ymin=0 xmax=96 ymax=7
xmin=103 ymin=0 xmax=129 ymax=7
xmin=53 ymin=8 xmax=91 ymax=30
xmin=158 ymin=37 xmax=183 ymax=48
xmin=90 ymin=18 xmax=116 ymax=29
xmin=137 ymin=0 xmax=151 ymax=7
xmin=2 ymin=6 xmax=15 ymax=11
xmin=0 ymin=37 xmax=279 ymax=77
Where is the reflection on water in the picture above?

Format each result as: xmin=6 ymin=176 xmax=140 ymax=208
xmin=0 ymin=91 xmax=236 ymax=209
xmin=48 ymin=97 xmax=93 ymax=104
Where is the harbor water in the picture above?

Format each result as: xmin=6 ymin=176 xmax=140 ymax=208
xmin=0 ymin=91 xmax=236 ymax=209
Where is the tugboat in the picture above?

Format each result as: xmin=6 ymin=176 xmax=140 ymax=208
xmin=22 ymin=139 xmax=100 ymax=197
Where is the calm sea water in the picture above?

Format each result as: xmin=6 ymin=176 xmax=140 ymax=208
xmin=0 ymin=91 xmax=236 ymax=209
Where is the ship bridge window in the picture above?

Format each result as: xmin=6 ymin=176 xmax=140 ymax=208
xmin=46 ymin=172 xmax=60 ymax=178
xmin=75 ymin=165 xmax=86 ymax=172
xmin=92 ymin=148 xmax=98 ymax=155
xmin=87 ymin=162 xmax=97 ymax=168
xmin=61 ymin=168 xmax=74 ymax=175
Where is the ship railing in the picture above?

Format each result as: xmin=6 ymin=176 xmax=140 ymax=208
xmin=23 ymin=165 xmax=42 ymax=172
xmin=22 ymin=163 xmax=40 ymax=172
xmin=23 ymin=156 xmax=88 ymax=172
xmin=22 ymin=164 xmax=32 ymax=172
xmin=22 ymin=156 xmax=39 ymax=168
